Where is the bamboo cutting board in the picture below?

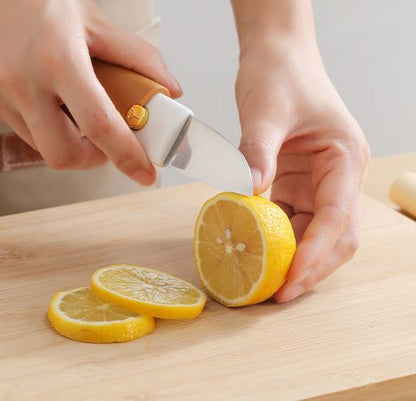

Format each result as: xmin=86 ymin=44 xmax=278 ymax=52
xmin=1 ymin=183 xmax=415 ymax=401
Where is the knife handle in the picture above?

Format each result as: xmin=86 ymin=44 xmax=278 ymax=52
xmin=93 ymin=59 xmax=193 ymax=167
xmin=92 ymin=59 xmax=170 ymax=126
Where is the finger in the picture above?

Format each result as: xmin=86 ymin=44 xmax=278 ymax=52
xmin=56 ymin=54 xmax=156 ymax=185
xmin=271 ymin=172 xmax=314 ymax=214
xmin=0 ymin=102 xmax=37 ymax=149
xmin=88 ymin=12 xmax=182 ymax=98
xmin=239 ymin=120 xmax=286 ymax=194
xmin=26 ymin=94 xmax=107 ymax=170
xmin=275 ymin=153 xmax=311 ymax=178
xmin=275 ymin=195 xmax=362 ymax=303
xmin=274 ymin=228 xmax=360 ymax=303
xmin=274 ymin=248 xmax=342 ymax=303
xmin=290 ymin=212 xmax=313 ymax=243
xmin=285 ymin=155 xmax=356 ymax=284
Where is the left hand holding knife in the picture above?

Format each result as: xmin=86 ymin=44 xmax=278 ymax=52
xmin=0 ymin=0 xmax=181 ymax=184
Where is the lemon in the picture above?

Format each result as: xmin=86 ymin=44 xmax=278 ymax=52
xmin=194 ymin=192 xmax=296 ymax=307
xmin=91 ymin=264 xmax=207 ymax=319
xmin=48 ymin=287 xmax=154 ymax=343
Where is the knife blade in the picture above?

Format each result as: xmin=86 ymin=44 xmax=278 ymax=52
xmin=140 ymin=93 xmax=253 ymax=195
xmin=93 ymin=60 xmax=253 ymax=195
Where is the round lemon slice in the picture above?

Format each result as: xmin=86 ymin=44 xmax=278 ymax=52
xmin=48 ymin=287 xmax=155 ymax=343
xmin=91 ymin=265 xmax=207 ymax=319
xmin=194 ymin=192 xmax=296 ymax=307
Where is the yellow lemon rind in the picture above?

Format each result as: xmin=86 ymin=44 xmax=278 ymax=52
xmin=194 ymin=192 xmax=296 ymax=307
xmin=91 ymin=265 xmax=207 ymax=320
xmin=48 ymin=288 xmax=155 ymax=343
xmin=241 ymin=194 xmax=296 ymax=305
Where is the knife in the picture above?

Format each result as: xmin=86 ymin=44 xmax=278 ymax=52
xmin=93 ymin=60 xmax=253 ymax=195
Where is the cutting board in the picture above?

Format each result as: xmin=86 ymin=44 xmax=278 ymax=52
xmin=1 ymin=183 xmax=415 ymax=401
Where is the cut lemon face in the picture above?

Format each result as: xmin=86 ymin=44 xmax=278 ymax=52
xmin=194 ymin=192 xmax=296 ymax=307
xmin=48 ymin=287 xmax=154 ymax=343
xmin=91 ymin=265 xmax=207 ymax=319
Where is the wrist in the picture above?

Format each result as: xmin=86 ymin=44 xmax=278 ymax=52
xmin=231 ymin=0 xmax=318 ymax=60
xmin=238 ymin=33 xmax=321 ymax=69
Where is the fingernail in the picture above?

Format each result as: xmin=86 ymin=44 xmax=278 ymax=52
xmin=167 ymin=72 xmax=182 ymax=95
xmin=250 ymin=168 xmax=262 ymax=191
xmin=132 ymin=169 xmax=155 ymax=186
xmin=277 ymin=285 xmax=304 ymax=303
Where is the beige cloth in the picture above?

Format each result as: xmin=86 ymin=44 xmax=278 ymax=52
xmin=0 ymin=0 xmax=159 ymax=216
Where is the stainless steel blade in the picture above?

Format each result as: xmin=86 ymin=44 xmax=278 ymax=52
xmin=167 ymin=117 xmax=253 ymax=195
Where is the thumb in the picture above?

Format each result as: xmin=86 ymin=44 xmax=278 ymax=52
xmin=87 ymin=13 xmax=182 ymax=98
xmin=239 ymin=118 xmax=285 ymax=194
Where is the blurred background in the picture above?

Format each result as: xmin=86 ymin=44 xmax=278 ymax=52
xmin=155 ymin=0 xmax=416 ymax=186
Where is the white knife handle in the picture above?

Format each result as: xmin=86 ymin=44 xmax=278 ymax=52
xmin=137 ymin=94 xmax=193 ymax=167
xmin=92 ymin=60 xmax=193 ymax=167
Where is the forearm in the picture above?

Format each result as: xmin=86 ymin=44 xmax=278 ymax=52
xmin=230 ymin=0 xmax=317 ymax=55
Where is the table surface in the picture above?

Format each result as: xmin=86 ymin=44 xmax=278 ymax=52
xmin=1 ymin=155 xmax=416 ymax=401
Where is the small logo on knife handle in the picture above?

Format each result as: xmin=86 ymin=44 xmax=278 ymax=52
xmin=126 ymin=104 xmax=149 ymax=130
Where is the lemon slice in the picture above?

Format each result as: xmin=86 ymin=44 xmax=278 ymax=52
xmin=194 ymin=192 xmax=296 ymax=307
xmin=91 ymin=265 xmax=207 ymax=319
xmin=48 ymin=287 xmax=154 ymax=343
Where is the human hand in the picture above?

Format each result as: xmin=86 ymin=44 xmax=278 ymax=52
xmin=0 ymin=0 xmax=181 ymax=184
xmin=235 ymin=40 xmax=370 ymax=302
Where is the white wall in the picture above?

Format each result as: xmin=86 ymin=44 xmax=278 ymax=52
xmin=314 ymin=1 xmax=416 ymax=156
xmin=154 ymin=0 xmax=416 ymax=185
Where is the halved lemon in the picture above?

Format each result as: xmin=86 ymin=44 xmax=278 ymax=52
xmin=194 ymin=192 xmax=296 ymax=307
xmin=48 ymin=287 xmax=154 ymax=343
xmin=91 ymin=265 xmax=207 ymax=319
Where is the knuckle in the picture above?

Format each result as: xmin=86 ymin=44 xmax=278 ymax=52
xmin=332 ymin=127 xmax=371 ymax=167
xmin=329 ymin=138 xmax=351 ymax=159
xmin=87 ymin=32 xmax=104 ymax=56
xmin=348 ymin=133 xmax=371 ymax=167
xmin=85 ymin=8 xmax=111 ymax=44
xmin=322 ymin=204 xmax=351 ymax=233
xmin=43 ymin=146 xmax=87 ymax=170
xmin=113 ymin=155 xmax=137 ymax=178
xmin=80 ymin=145 xmax=108 ymax=168
xmin=84 ymin=106 xmax=115 ymax=140
xmin=37 ymin=46 xmax=65 ymax=76
xmin=44 ymin=152 xmax=75 ymax=170
xmin=240 ymin=136 xmax=274 ymax=156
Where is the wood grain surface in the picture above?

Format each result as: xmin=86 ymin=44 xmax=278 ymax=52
xmin=1 ymin=183 xmax=415 ymax=401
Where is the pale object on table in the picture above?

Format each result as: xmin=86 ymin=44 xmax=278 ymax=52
xmin=390 ymin=171 xmax=416 ymax=218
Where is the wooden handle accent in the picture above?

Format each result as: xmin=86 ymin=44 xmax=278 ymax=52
xmin=92 ymin=59 xmax=170 ymax=116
